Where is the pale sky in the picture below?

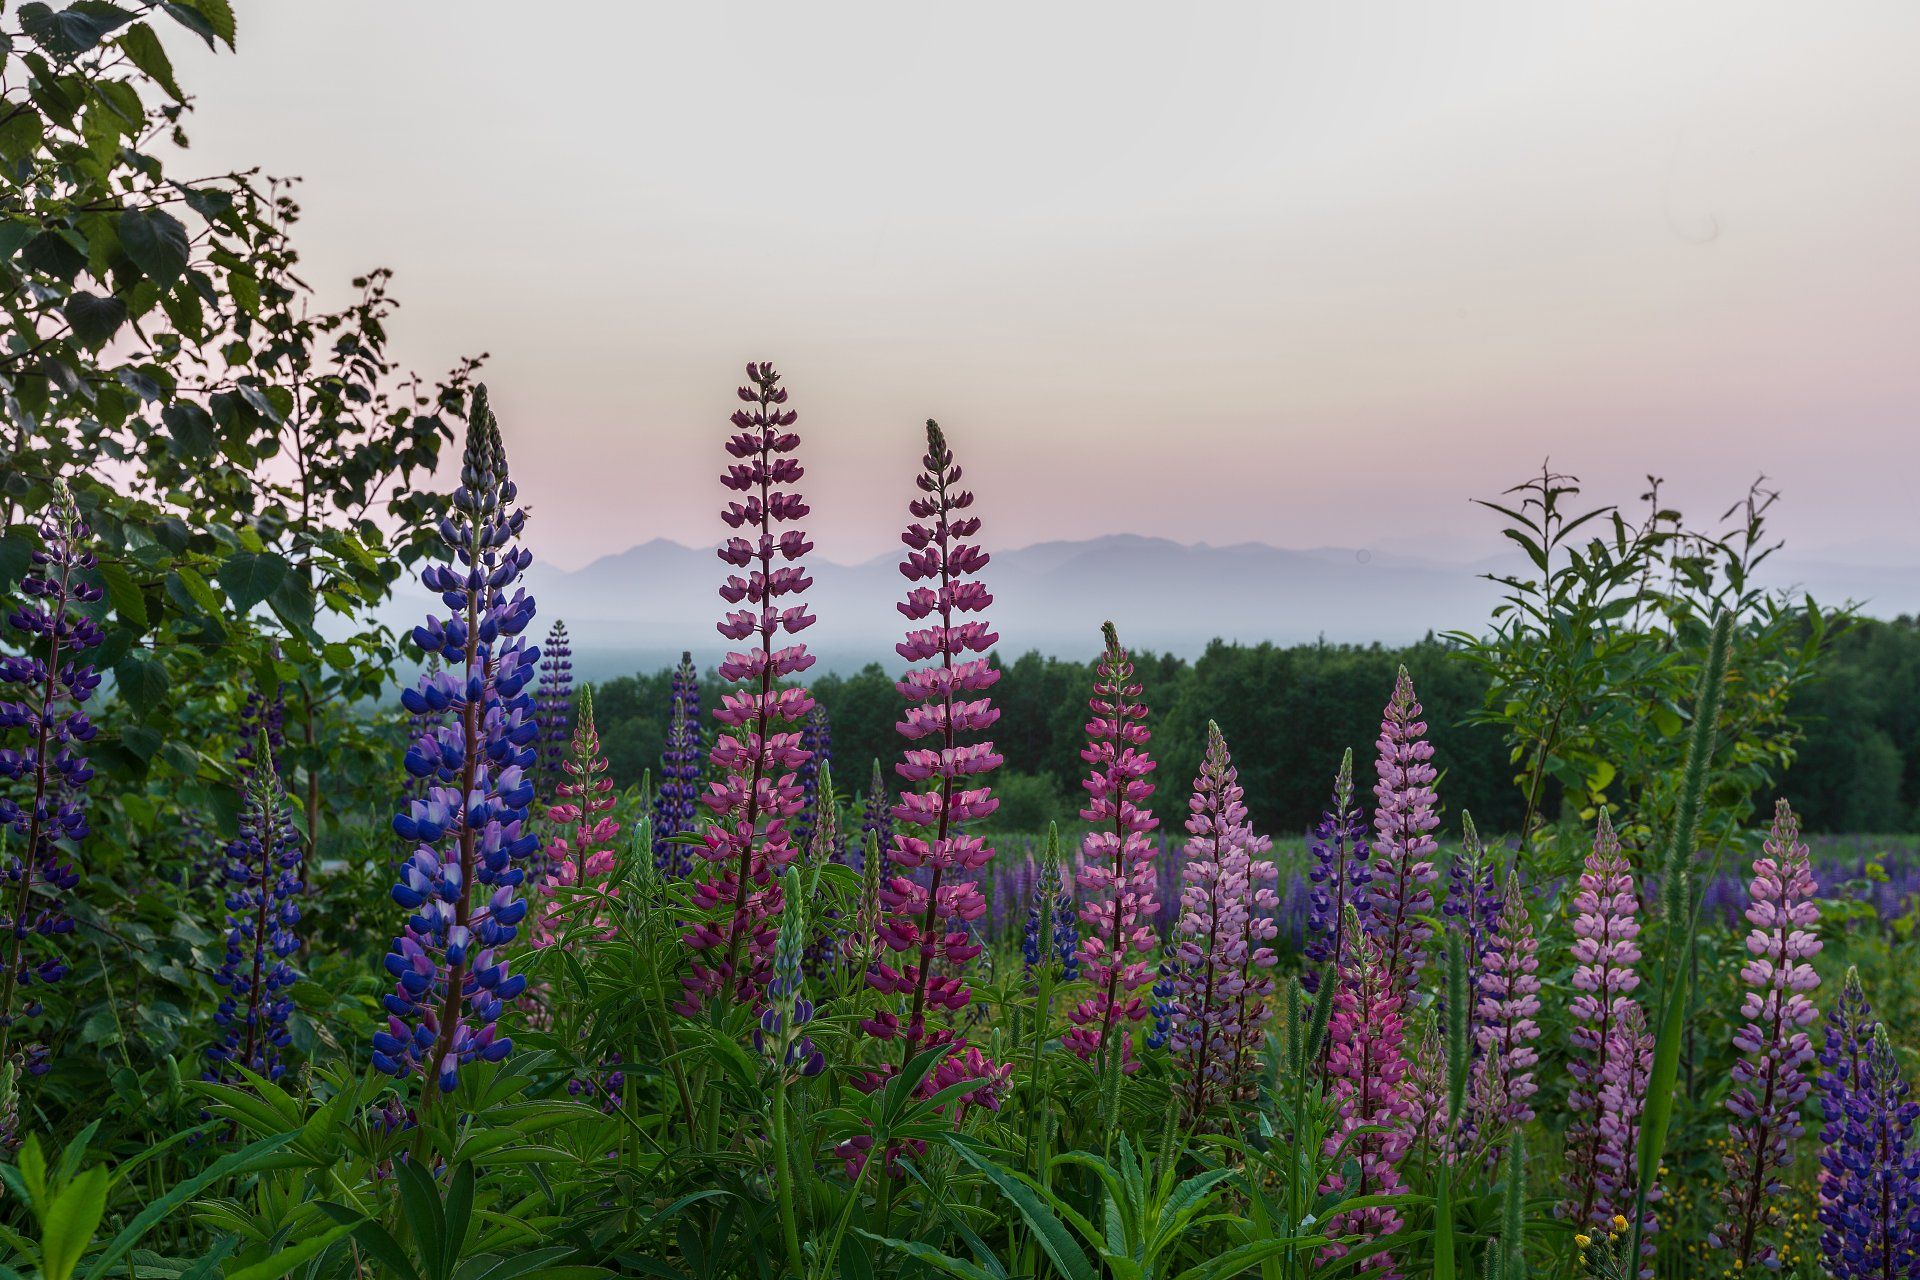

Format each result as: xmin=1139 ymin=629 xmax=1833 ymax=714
xmin=176 ymin=2 xmax=1920 ymax=571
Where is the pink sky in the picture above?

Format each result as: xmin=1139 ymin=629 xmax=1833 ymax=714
xmin=175 ymin=3 xmax=1920 ymax=570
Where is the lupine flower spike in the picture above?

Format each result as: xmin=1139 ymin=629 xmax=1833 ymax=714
xmin=1303 ymin=748 xmax=1371 ymax=990
xmin=1472 ymin=868 xmax=1541 ymax=1148
xmin=1366 ymin=667 xmax=1439 ymax=987
xmin=1816 ymin=968 xmax=1920 ymax=1279
xmin=1710 ymin=798 xmax=1823 ymax=1269
xmin=1064 ymin=622 xmax=1160 ymax=1074
xmin=1171 ymin=722 xmax=1275 ymax=1121
xmin=1021 ymin=824 xmax=1078 ymax=984
xmin=651 ymin=651 xmax=703 ymax=877
xmin=853 ymin=419 xmax=1009 ymax=1169
xmin=795 ymin=706 xmax=834 ymax=857
xmin=534 ymin=686 xmax=619 ymax=948
xmin=680 ymin=362 xmax=817 ymax=1016
xmin=759 ymin=868 xmax=824 ymax=1079
xmin=0 ymin=483 xmax=103 ymax=1071
xmin=1319 ymin=906 xmax=1413 ymax=1278
xmin=205 ymin=734 xmax=303 ymax=1085
xmin=1443 ymin=812 xmax=1502 ymax=1026
xmin=376 ymin=386 xmax=540 ymax=1094
xmin=535 ymin=619 xmax=574 ymax=793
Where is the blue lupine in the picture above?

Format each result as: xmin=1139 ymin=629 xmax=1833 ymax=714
xmin=1817 ymin=967 xmax=1920 ymax=1278
xmin=535 ymin=619 xmax=573 ymax=789
xmin=206 ymin=738 xmax=303 ymax=1084
xmin=0 ymin=484 xmax=101 ymax=1065
xmin=374 ymin=386 xmax=541 ymax=1094
xmin=856 ymin=758 xmax=891 ymax=876
xmin=1145 ymin=961 xmax=1178 ymax=1051
xmin=795 ymin=705 xmax=838 ymax=862
xmin=1021 ymin=837 xmax=1079 ymax=984
xmin=758 ymin=868 xmax=824 ymax=1078
xmin=651 ymin=651 xmax=702 ymax=876
xmin=235 ymin=682 xmax=287 ymax=784
xmin=1302 ymin=748 xmax=1371 ymax=990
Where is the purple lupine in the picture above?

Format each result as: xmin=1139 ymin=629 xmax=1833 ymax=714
xmin=1170 ymin=722 xmax=1275 ymax=1120
xmin=206 ymin=737 xmax=303 ymax=1085
xmin=1710 ymin=798 xmax=1823 ymax=1269
xmin=1319 ymin=908 xmax=1413 ymax=1279
xmin=1303 ymin=748 xmax=1371 ymax=989
xmin=1064 ymin=623 xmax=1160 ymax=1074
xmin=1366 ymin=667 xmax=1440 ymax=988
xmin=375 ymin=386 xmax=539 ymax=1094
xmin=1563 ymin=810 xmax=1652 ymax=1232
xmin=1442 ymin=812 xmax=1502 ymax=1012
xmin=851 ymin=419 xmax=1010 ymax=1171
xmin=535 ymin=619 xmax=573 ymax=789
xmin=758 ymin=869 xmax=825 ymax=1080
xmin=1472 ymin=869 xmax=1541 ymax=1142
xmin=651 ymin=651 xmax=702 ymax=877
xmin=235 ymin=683 xmax=288 ymax=785
xmin=1817 ymin=967 xmax=1920 ymax=1279
xmin=857 ymin=758 xmax=892 ymax=875
xmin=0 ymin=484 xmax=101 ymax=1068
xmin=1021 ymin=829 xmax=1078 ymax=983
xmin=1597 ymin=1003 xmax=1659 ymax=1272
xmin=795 ymin=705 xmax=834 ymax=856
xmin=679 ymin=363 xmax=817 ymax=1017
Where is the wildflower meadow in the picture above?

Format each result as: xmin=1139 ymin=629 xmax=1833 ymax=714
xmin=3 ymin=7 xmax=1919 ymax=1280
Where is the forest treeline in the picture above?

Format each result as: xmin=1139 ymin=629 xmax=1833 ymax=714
xmin=587 ymin=613 xmax=1920 ymax=837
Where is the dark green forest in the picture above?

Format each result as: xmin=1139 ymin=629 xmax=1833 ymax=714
xmin=589 ymin=612 xmax=1920 ymax=838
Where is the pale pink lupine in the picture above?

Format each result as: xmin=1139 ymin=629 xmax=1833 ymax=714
xmin=534 ymin=687 xmax=619 ymax=947
xmin=1711 ymin=799 xmax=1823 ymax=1270
xmin=1064 ymin=623 xmax=1160 ymax=1074
xmin=1170 ymin=722 xmax=1276 ymax=1121
xmin=1367 ymin=667 xmax=1440 ymax=987
xmin=1473 ymin=870 xmax=1542 ymax=1139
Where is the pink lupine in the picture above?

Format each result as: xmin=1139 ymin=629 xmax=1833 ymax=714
xmin=1319 ymin=908 xmax=1414 ymax=1278
xmin=1596 ymin=1003 xmax=1659 ymax=1272
xmin=1064 ymin=623 xmax=1160 ymax=1074
xmin=1472 ymin=869 xmax=1541 ymax=1142
xmin=858 ymin=420 xmax=1009 ymax=1132
xmin=1711 ymin=798 xmax=1823 ymax=1270
xmin=1366 ymin=667 xmax=1440 ymax=987
xmin=1562 ymin=810 xmax=1650 ymax=1230
xmin=679 ymin=362 xmax=817 ymax=1016
xmin=534 ymin=687 xmax=618 ymax=948
xmin=1170 ymin=722 xmax=1276 ymax=1120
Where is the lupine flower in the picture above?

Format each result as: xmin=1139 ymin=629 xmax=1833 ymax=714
xmin=1710 ymin=798 xmax=1823 ymax=1269
xmin=1144 ymin=959 xmax=1176 ymax=1051
xmin=1303 ymin=748 xmax=1371 ymax=989
xmin=0 ymin=484 xmax=102 ymax=1066
xmin=1563 ymin=810 xmax=1650 ymax=1231
xmin=1170 ymin=723 xmax=1275 ymax=1119
xmin=680 ymin=363 xmax=817 ymax=1016
xmin=845 ymin=828 xmax=884 ymax=972
xmin=534 ymin=686 xmax=618 ymax=948
xmin=535 ymin=619 xmax=574 ymax=793
xmin=1595 ymin=1003 xmax=1659 ymax=1274
xmin=235 ymin=682 xmax=288 ymax=785
xmin=1817 ymin=968 xmax=1920 ymax=1279
xmin=1366 ymin=667 xmax=1440 ymax=987
xmin=801 ymin=759 xmax=847 ymax=974
xmin=205 ymin=737 xmax=303 ymax=1085
xmin=651 ymin=651 xmax=703 ymax=877
xmin=374 ymin=386 xmax=539 ymax=1094
xmin=853 ymin=419 xmax=1010 ymax=1167
xmin=1404 ymin=1008 xmax=1452 ymax=1170
xmin=1064 ymin=623 xmax=1160 ymax=1073
xmin=758 ymin=868 xmax=825 ymax=1079
xmin=857 ymin=758 xmax=892 ymax=875
xmin=1472 ymin=869 xmax=1541 ymax=1140
xmin=1319 ymin=908 xmax=1413 ymax=1278
xmin=1020 ymin=826 xmax=1078 ymax=983
xmin=795 ymin=706 xmax=834 ymax=857
xmin=1442 ymin=812 xmax=1502 ymax=1012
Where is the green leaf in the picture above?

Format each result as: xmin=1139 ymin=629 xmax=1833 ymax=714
xmin=62 ymin=292 xmax=128 ymax=348
xmin=946 ymin=1139 xmax=1097 ymax=1280
xmin=113 ymin=654 xmax=169 ymax=718
xmin=39 ymin=1165 xmax=110 ymax=1280
xmin=118 ymin=208 xmax=190 ymax=289
xmin=96 ymin=562 xmax=146 ymax=628
xmin=217 ymin=550 xmax=290 ymax=613
xmin=853 ymin=1232 xmax=1001 ymax=1280
xmin=223 ymin=1219 xmax=360 ymax=1280
xmin=162 ymin=402 xmax=215 ymax=460
xmin=0 ymin=108 xmax=45 ymax=164
xmin=117 ymin=23 xmax=184 ymax=101
xmin=19 ymin=2 xmax=136 ymax=56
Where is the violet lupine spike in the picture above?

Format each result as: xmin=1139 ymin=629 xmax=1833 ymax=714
xmin=1063 ymin=622 xmax=1160 ymax=1074
xmin=1020 ymin=825 xmax=1078 ymax=983
xmin=1442 ymin=811 xmax=1502 ymax=1014
xmin=795 ymin=705 xmax=833 ymax=856
xmin=1710 ymin=798 xmax=1824 ymax=1270
xmin=1562 ymin=810 xmax=1650 ymax=1231
xmin=533 ymin=686 xmax=618 ymax=948
xmin=1366 ymin=666 xmax=1440 ymax=987
xmin=1471 ymin=868 xmax=1541 ymax=1144
xmin=205 ymin=736 xmax=303 ymax=1085
xmin=857 ymin=757 xmax=892 ymax=875
xmin=375 ymin=385 xmax=540 ymax=1094
xmin=535 ymin=619 xmax=574 ymax=791
xmin=1171 ymin=722 xmax=1274 ymax=1121
xmin=0 ymin=483 xmax=102 ymax=1068
xmin=1596 ymin=1003 xmax=1660 ymax=1272
xmin=1303 ymin=748 xmax=1371 ymax=991
xmin=679 ymin=362 xmax=817 ymax=1017
xmin=651 ymin=651 xmax=703 ymax=877
xmin=1404 ymin=1008 xmax=1452 ymax=1172
xmin=1318 ymin=907 xmax=1413 ymax=1279
xmin=1817 ymin=968 xmax=1920 ymax=1279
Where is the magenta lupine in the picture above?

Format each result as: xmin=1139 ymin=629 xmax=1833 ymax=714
xmin=1472 ymin=869 xmax=1541 ymax=1142
xmin=1562 ymin=810 xmax=1649 ymax=1230
xmin=376 ymin=388 xmax=539 ymax=1093
xmin=1366 ymin=667 xmax=1439 ymax=987
xmin=1319 ymin=908 xmax=1413 ymax=1278
xmin=679 ymin=363 xmax=817 ymax=1017
xmin=534 ymin=687 xmax=618 ymax=948
xmin=1303 ymin=748 xmax=1371 ymax=989
xmin=1711 ymin=798 xmax=1824 ymax=1269
xmin=1063 ymin=623 xmax=1160 ymax=1074
xmin=1171 ymin=722 xmax=1274 ymax=1121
